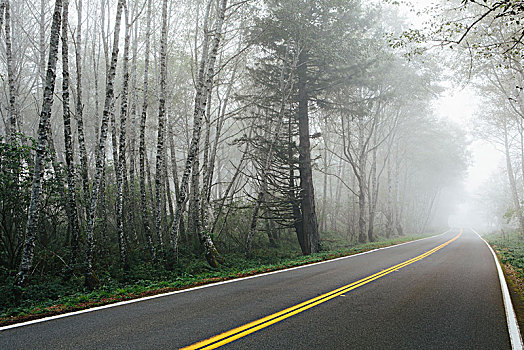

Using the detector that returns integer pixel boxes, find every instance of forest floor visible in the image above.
[0,233,433,327]
[485,231,524,332]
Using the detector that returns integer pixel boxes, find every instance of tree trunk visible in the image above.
[320,125,328,233]
[139,0,155,259]
[75,0,89,202]
[39,0,45,87]
[367,133,378,242]
[116,5,131,267]
[84,0,124,289]
[504,122,524,235]
[385,154,393,238]
[357,171,367,243]
[60,0,81,266]
[289,115,306,254]
[394,141,404,236]
[17,0,62,286]
[200,92,213,242]
[265,213,277,248]
[188,142,202,248]
[128,10,139,243]
[186,0,213,250]
[168,119,181,202]
[297,49,319,254]
[517,117,524,185]
[5,0,18,140]
[170,0,227,269]
[196,0,228,266]
[154,0,168,252]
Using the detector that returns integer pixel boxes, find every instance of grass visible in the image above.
[484,231,524,330]
[0,233,432,327]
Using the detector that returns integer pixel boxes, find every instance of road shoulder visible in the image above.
[474,229,523,350]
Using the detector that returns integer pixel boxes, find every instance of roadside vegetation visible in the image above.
[0,233,432,327]
[485,231,524,329]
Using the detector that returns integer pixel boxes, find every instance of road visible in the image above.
[0,229,514,349]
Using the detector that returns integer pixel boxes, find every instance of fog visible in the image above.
[401,0,515,233]
[0,0,521,285]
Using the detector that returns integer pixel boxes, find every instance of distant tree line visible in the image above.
[430,0,524,232]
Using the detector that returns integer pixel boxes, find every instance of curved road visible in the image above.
[0,229,514,349]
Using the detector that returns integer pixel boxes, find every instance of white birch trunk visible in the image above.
[84,0,124,288]
[154,0,168,250]
[17,0,62,286]
[60,0,81,265]
[5,0,18,140]
[116,5,131,267]
[74,0,90,205]
[170,0,213,249]
[171,0,228,268]
[139,0,155,259]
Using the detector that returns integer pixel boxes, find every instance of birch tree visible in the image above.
[154,0,168,251]
[5,0,17,140]
[60,0,81,265]
[171,0,227,267]
[16,0,62,286]
[74,0,90,203]
[116,3,132,267]
[139,0,155,259]
[85,0,124,288]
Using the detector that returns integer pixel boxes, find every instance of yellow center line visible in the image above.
[181,230,462,350]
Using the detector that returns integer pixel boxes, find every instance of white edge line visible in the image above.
[0,229,451,331]
[471,228,523,350]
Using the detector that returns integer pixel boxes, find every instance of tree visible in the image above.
[74,0,90,211]
[60,0,81,266]
[85,0,125,289]
[5,0,17,140]
[139,0,155,259]
[170,0,227,267]
[437,0,524,59]
[154,0,169,252]
[17,0,63,286]
[247,0,372,252]
[115,3,132,267]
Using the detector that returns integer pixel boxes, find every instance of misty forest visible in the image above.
[0,0,523,324]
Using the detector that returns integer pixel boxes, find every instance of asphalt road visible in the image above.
[0,229,512,349]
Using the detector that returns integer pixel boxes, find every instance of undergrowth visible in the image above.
[485,231,524,295]
[0,234,429,326]
[484,230,524,330]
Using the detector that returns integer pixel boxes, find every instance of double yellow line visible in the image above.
[182,231,462,350]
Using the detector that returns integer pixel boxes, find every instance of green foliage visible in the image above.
[0,134,70,280]
[0,233,429,322]
[0,135,35,272]
[487,231,524,272]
